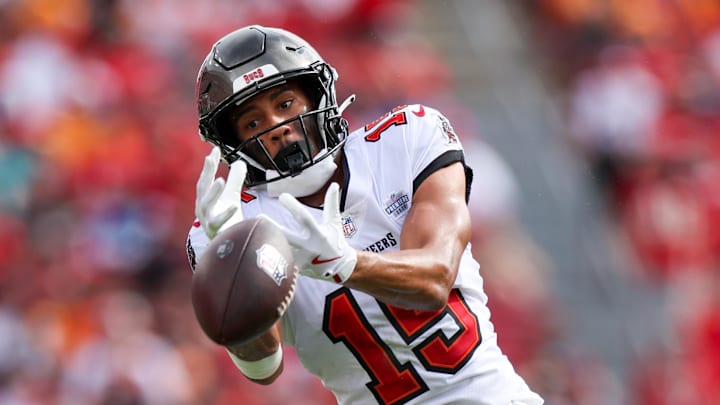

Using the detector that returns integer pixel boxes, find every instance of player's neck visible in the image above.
[297,152,345,208]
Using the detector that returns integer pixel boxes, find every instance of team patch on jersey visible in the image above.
[341,215,357,238]
[438,115,459,145]
[384,191,410,218]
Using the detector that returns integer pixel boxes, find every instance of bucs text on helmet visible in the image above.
[196,25,351,187]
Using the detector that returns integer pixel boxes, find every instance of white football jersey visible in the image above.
[187,105,543,405]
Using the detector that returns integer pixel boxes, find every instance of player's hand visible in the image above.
[195,147,247,240]
[278,183,357,284]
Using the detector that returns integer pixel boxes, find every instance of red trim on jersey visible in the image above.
[364,111,408,142]
[364,105,408,131]
[241,190,256,203]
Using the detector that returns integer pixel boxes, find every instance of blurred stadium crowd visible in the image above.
[0,0,718,404]
[524,1,720,403]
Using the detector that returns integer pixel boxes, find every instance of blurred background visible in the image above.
[1,0,720,404]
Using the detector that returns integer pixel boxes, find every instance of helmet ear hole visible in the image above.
[324,117,348,147]
[215,110,241,150]
[295,77,323,110]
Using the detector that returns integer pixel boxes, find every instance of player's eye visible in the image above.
[279,99,293,110]
[245,119,259,130]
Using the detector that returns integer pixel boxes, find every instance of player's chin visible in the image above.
[246,362,284,385]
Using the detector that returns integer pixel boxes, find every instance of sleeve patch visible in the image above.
[437,115,459,145]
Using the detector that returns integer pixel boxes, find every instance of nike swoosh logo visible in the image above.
[412,105,425,117]
[311,255,342,265]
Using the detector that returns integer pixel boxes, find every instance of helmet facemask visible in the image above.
[226,99,334,180]
[196,26,353,192]
[221,68,347,188]
[201,69,348,187]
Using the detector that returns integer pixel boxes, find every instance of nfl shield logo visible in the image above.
[255,244,288,286]
[341,216,357,238]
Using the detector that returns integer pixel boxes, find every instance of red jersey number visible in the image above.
[323,288,481,405]
[364,110,408,142]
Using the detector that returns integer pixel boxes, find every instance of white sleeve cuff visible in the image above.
[225,346,283,380]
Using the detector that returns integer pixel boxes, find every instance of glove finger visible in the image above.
[219,159,247,204]
[226,160,247,191]
[254,214,305,246]
[209,205,238,232]
[196,147,221,198]
[298,267,323,280]
[322,183,341,225]
[255,214,285,231]
[278,224,308,247]
[197,177,225,220]
[278,193,322,235]
[201,224,217,240]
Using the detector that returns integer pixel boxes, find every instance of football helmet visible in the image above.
[196,25,353,189]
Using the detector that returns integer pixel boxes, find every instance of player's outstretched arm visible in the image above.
[224,322,284,385]
[345,161,471,311]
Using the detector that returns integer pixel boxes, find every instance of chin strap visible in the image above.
[265,149,337,198]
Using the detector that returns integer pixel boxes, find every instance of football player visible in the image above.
[188,25,543,405]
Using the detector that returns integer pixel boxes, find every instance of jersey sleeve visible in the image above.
[186,222,210,272]
[403,105,469,197]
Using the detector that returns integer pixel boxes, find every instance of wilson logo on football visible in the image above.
[215,240,234,259]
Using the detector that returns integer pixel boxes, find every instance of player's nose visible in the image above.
[268,119,302,147]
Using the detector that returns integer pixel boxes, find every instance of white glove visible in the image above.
[278,183,357,284]
[195,147,247,240]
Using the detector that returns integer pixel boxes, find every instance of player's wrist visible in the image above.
[332,247,357,284]
[225,345,283,380]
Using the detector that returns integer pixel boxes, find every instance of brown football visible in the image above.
[191,216,298,345]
